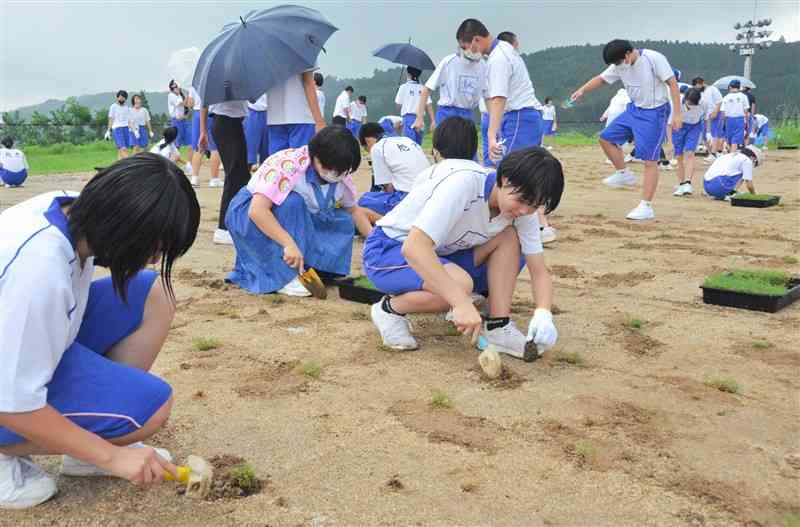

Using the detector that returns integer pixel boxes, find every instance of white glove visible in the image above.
[183,161,193,175]
[527,308,558,354]
[705,132,712,142]
[104,130,111,141]
[131,128,140,139]
[149,131,154,138]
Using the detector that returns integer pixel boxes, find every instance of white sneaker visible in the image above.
[61,443,173,477]
[0,455,57,509]
[603,169,636,188]
[704,154,717,164]
[213,228,234,245]
[190,176,199,187]
[276,277,311,297]
[623,153,634,163]
[546,146,553,151]
[208,178,224,188]
[540,226,557,244]
[485,320,537,362]
[626,201,655,220]
[371,300,418,350]
[672,182,693,196]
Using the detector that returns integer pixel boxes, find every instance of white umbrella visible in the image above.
[712,75,756,90]
[167,47,201,88]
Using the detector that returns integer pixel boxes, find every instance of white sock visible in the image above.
[641,200,652,207]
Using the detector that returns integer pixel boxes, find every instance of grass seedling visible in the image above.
[751,340,772,350]
[703,269,792,296]
[731,193,778,201]
[301,361,322,379]
[270,295,285,305]
[574,439,597,463]
[351,309,369,321]
[353,276,379,290]
[230,464,259,492]
[704,377,741,394]
[430,390,453,409]
[783,256,799,265]
[192,337,220,351]
[552,351,586,367]
[627,318,644,330]
[444,324,461,337]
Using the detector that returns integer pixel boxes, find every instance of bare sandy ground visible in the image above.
[1,146,798,527]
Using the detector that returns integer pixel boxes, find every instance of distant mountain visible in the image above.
[10,39,798,126]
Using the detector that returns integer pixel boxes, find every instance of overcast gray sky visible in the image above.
[1,0,797,111]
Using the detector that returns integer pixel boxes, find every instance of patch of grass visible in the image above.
[301,361,322,379]
[430,390,453,409]
[732,193,778,201]
[353,276,378,290]
[751,340,772,349]
[783,256,799,265]
[26,141,118,175]
[270,295,285,305]
[704,376,741,394]
[574,439,598,463]
[551,131,598,146]
[703,269,792,296]
[192,337,220,351]
[552,351,586,367]
[444,324,461,337]
[627,318,645,330]
[770,119,800,148]
[229,464,259,492]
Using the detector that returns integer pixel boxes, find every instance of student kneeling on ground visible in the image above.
[226,126,373,297]
[356,122,431,228]
[363,117,564,361]
[703,145,763,200]
[0,154,200,509]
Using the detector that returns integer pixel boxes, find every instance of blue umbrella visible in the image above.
[373,42,436,71]
[193,5,337,106]
[712,75,756,90]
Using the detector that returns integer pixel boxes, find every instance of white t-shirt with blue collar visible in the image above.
[486,40,542,112]
[0,191,94,413]
[425,53,487,110]
[600,49,675,109]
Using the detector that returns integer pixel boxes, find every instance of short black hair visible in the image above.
[309,125,361,174]
[314,73,324,87]
[358,122,385,147]
[407,66,421,80]
[159,126,178,148]
[433,116,478,160]
[496,147,564,214]
[497,31,517,45]
[456,18,489,43]
[602,39,633,65]
[116,90,128,99]
[741,146,760,165]
[684,88,702,106]
[1,137,14,149]
[691,76,704,85]
[68,153,200,302]
[544,97,552,104]
[344,86,354,92]
[358,95,367,103]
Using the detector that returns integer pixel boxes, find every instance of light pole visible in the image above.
[728,18,773,80]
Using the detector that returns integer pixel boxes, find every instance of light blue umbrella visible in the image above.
[713,75,756,90]
[193,5,337,106]
[373,42,436,71]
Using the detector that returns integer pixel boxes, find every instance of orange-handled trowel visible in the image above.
[298,267,327,299]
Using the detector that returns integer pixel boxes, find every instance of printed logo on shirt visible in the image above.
[457,75,480,96]
[446,230,489,251]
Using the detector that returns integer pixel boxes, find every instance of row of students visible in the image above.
[106,91,154,159]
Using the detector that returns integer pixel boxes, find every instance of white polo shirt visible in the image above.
[754,114,768,128]
[150,142,178,160]
[349,102,368,122]
[209,100,248,118]
[0,148,29,172]
[129,107,150,128]
[541,104,556,121]
[378,158,543,256]
[167,92,186,119]
[316,89,326,118]
[189,87,203,110]
[370,136,430,193]
[600,49,675,109]
[108,103,130,129]
[395,80,424,116]
[248,94,268,112]
[425,53,487,110]
[267,73,314,125]
[704,152,753,181]
[487,40,542,112]
[333,90,351,119]
[721,92,750,118]
[0,191,94,413]
[700,85,723,118]
[679,95,707,125]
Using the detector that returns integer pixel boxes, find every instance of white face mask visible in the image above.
[318,168,343,183]
[461,47,483,62]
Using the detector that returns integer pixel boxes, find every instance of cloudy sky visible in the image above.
[1,0,797,111]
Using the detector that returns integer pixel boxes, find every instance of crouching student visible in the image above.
[226,126,372,297]
[0,137,29,187]
[356,122,431,227]
[363,117,564,361]
[0,154,200,509]
[378,115,403,137]
[672,88,706,196]
[703,145,762,200]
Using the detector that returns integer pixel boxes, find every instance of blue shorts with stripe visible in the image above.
[600,102,670,162]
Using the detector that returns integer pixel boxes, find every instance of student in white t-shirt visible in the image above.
[187,86,223,188]
[105,91,132,159]
[347,96,368,138]
[363,117,563,361]
[128,94,153,154]
[395,67,427,145]
[245,94,269,170]
[149,126,189,167]
[0,156,200,509]
[571,39,681,221]
[314,73,326,122]
[266,69,326,155]
[412,52,486,133]
[671,88,707,197]
[332,86,353,126]
[720,79,750,152]
[167,80,191,151]
[355,122,431,227]
[703,146,762,200]
[0,137,29,187]
[751,114,770,147]
[540,98,557,147]
[691,77,723,161]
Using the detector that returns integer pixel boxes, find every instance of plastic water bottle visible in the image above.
[561,98,577,109]
[477,335,488,351]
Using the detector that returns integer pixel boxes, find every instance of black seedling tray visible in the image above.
[337,278,384,304]
[730,195,780,208]
[777,145,798,150]
[701,279,800,313]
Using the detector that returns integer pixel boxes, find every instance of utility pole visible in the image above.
[729,18,773,80]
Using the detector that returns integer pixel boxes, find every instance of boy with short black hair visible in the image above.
[720,80,750,152]
[570,39,681,220]
[691,77,724,162]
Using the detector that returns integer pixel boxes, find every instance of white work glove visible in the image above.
[527,308,558,354]
[131,128,140,139]
[705,132,712,142]
[104,129,111,141]
[149,130,154,138]
[183,162,193,175]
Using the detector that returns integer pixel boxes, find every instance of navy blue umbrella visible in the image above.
[373,42,436,71]
[193,5,337,106]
